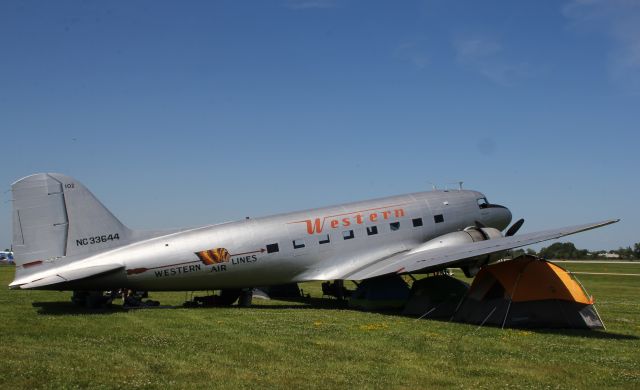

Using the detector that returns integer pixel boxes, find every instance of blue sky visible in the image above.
[1,0,638,251]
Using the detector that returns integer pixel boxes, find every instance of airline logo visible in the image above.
[288,204,409,235]
[195,247,265,271]
[195,248,230,265]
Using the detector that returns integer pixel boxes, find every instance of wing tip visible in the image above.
[596,219,620,228]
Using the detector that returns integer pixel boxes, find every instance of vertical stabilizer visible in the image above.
[11,173,132,280]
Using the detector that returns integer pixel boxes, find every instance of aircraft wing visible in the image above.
[342,219,619,280]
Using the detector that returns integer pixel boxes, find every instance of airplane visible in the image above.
[8,173,618,306]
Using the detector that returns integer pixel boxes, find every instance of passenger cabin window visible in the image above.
[342,230,355,240]
[477,198,489,209]
[266,243,279,253]
[319,234,330,244]
[434,214,444,223]
[293,239,305,249]
[390,222,400,231]
[412,218,423,227]
[367,226,378,236]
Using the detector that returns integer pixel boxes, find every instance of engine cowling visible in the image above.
[419,226,504,277]
[419,226,502,252]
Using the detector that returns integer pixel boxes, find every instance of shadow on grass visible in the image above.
[251,296,350,310]
[31,296,351,315]
[32,301,128,316]
[257,297,640,340]
[416,316,639,340]
[531,328,638,340]
[30,297,640,340]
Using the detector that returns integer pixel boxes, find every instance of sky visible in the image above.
[1,0,639,251]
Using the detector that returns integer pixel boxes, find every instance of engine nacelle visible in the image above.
[419,226,504,277]
[419,226,502,252]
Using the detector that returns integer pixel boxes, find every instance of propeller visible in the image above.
[473,220,490,240]
[505,218,525,237]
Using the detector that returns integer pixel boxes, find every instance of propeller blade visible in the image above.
[473,220,491,240]
[505,218,525,237]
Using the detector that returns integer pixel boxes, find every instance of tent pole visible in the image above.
[416,295,460,322]
[450,293,466,322]
[570,271,607,330]
[591,304,607,330]
[415,307,437,321]
[571,272,593,302]
[502,273,522,329]
[501,300,512,329]
[476,306,497,331]
[502,262,528,329]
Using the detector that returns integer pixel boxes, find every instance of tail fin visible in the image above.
[12,173,132,279]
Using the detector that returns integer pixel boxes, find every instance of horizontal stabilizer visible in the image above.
[19,275,67,289]
[10,263,124,289]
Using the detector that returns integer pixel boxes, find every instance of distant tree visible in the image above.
[616,246,634,260]
[634,243,640,260]
[538,242,584,259]
[538,246,549,259]
[526,248,537,256]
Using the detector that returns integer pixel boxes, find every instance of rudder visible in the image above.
[12,173,132,278]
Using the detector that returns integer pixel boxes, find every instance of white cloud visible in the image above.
[453,36,533,86]
[563,0,640,93]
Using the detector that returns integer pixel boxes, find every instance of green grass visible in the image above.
[551,260,640,274]
[0,263,638,389]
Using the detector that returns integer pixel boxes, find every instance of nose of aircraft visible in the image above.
[489,204,512,231]
[497,205,512,231]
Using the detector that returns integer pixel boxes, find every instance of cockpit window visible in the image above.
[477,198,489,209]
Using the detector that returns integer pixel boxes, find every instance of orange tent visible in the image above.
[453,255,604,329]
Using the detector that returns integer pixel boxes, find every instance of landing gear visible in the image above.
[71,291,114,308]
[238,288,253,307]
[321,280,351,300]
[218,289,242,306]
[183,288,253,307]
[122,289,159,308]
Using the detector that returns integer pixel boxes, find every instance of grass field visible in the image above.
[0,262,638,389]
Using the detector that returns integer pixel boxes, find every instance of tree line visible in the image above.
[510,242,640,260]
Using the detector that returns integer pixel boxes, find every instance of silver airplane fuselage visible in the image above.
[71,189,511,291]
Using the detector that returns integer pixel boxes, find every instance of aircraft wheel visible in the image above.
[238,289,253,307]
[217,289,242,306]
[85,291,109,308]
[71,291,89,307]
[72,291,109,308]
